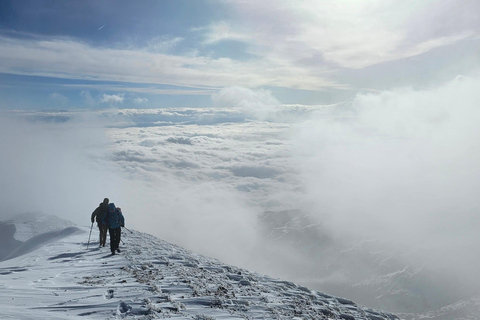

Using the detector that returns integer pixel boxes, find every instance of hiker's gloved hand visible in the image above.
[91,218,94,223]
[121,224,125,227]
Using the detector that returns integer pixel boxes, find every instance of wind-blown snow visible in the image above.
[0,218,399,320]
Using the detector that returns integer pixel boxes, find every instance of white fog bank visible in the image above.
[295,76,480,283]
[1,77,480,316]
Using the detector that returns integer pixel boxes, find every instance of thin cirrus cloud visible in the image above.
[197,21,252,45]
[49,92,69,105]
[0,34,339,93]
[133,97,149,104]
[145,36,185,53]
[70,84,217,97]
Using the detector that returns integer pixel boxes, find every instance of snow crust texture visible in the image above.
[0,225,400,320]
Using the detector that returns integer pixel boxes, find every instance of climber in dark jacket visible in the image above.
[91,198,109,247]
[103,203,125,255]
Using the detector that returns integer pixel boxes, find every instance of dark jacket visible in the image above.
[91,202,108,224]
[103,203,125,229]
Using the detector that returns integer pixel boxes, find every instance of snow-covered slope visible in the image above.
[0,216,400,320]
[4,212,76,242]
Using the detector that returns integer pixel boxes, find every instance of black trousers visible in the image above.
[109,227,121,253]
[98,223,108,247]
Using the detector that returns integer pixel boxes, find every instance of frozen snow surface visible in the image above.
[0,216,400,320]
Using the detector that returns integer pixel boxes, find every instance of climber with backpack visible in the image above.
[91,198,109,247]
[103,203,125,255]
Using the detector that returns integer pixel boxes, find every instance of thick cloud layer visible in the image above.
[101,111,299,266]
[295,76,480,283]
[0,112,119,223]
[2,78,480,314]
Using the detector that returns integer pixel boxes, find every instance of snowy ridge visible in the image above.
[6,212,76,242]
[0,223,400,320]
[3,227,82,261]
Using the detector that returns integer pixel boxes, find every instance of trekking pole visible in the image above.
[122,226,133,234]
[87,222,93,249]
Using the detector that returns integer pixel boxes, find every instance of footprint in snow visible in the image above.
[104,289,114,299]
[117,301,132,314]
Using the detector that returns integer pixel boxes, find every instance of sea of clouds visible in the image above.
[1,76,480,314]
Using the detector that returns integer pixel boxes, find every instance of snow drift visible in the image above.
[2,226,81,261]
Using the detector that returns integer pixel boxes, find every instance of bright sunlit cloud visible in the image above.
[221,0,480,68]
[100,94,124,105]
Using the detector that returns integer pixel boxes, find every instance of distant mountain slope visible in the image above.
[4,212,76,241]
[397,295,480,320]
[0,214,400,320]
[0,222,22,260]
[2,226,81,261]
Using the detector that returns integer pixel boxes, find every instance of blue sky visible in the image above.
[1,0,480,109]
